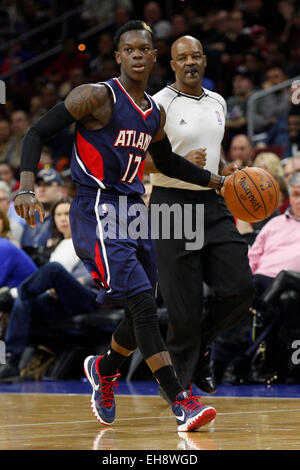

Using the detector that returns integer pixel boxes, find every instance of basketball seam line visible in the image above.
[232,171,263,221]
[240,168,267,217]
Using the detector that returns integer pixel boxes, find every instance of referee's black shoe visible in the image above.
[193,349,217,394]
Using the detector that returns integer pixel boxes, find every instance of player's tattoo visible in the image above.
[65,84,108,120]
[19,171,35,191]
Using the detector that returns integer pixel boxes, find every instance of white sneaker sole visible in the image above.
[177,406,216,432]
[83,356,111,426]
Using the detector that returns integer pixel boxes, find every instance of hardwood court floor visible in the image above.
[1,393,300,450]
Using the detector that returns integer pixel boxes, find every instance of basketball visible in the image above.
[224,167,280,222]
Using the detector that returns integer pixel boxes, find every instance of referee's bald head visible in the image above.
[171,36,203,60]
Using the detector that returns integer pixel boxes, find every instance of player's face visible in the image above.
[171,40,206,90]
[115,30,157,81]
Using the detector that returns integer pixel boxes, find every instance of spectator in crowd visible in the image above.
[226,67,274,140]
[105,5,132,38]
[284,107,300,157]
[0,162,19,192]
[283,153,300,186]
[263,65,289,90]
[29,96,43,123]
[88,33,115,78]
[0,43,34,83]
[4,110,30,171]
[31,83,60,125]
[245,171,300,382]
[203,10,229,52]
[253,152,284,177]
[243,49,265,87]
[60,169,77,199]
[275,174,290,214]
[260,65,290,128]
[0,181,24,244]
[31,83,74,163]
[143,1,171,40]
[58,67,87,100]
[0,206,36,289]
[169,14,189,42]
[0,198,98,382]
[224,10,253,58]
[226,70,253,136]
[81,0,132,27]
[260,76,300,148]
[226,69,270,138]
[43,37,88,85]
[114,4,131,28]
[0,119,13,163]
[236,152,284,235]
[39,146,55,170]
[227,134,254,168]
[248,171,300,294]
[280,6,300,65]
[21,168,63,249]
[212,170,300,385]
[250,25,269,59]
[242,0,268,28]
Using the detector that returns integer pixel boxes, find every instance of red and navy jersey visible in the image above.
[71,77,161,195]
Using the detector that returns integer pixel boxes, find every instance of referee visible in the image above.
[146,36,254,393]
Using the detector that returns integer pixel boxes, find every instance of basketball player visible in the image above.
[14,22,227,431]
[147,35,254,395]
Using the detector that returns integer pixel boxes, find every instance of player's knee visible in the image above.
[47,261,64,274]
[126,290,159,330]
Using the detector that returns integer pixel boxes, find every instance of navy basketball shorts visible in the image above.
[69,186,157,302]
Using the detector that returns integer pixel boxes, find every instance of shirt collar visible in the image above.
[285,207,300,222]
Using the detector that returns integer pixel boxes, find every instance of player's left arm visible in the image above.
[148,105,228,194]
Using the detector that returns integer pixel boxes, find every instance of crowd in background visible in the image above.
[0,0,300,384]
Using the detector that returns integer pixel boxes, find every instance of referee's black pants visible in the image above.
[149,186,254,388]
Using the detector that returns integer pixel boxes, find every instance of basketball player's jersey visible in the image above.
[151,85,227,191]
[71,77,161,195]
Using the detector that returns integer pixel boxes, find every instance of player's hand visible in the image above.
[14,193,45,228]
[48,288,57,299]
[219,175,231,198]
[222,162,239,176]
[185,148,207,167]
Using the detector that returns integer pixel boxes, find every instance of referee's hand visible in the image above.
[185,148,207,167]
[222,162,239,176]
[14,193,45,228]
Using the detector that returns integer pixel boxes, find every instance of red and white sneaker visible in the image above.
[171,388,216,431]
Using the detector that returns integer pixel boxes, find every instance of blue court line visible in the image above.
[0,379,299,398]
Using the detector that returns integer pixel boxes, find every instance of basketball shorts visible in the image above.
[69,186,157,302]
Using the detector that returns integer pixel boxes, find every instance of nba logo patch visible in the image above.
[101,203,109,215]
[215,110,222,125]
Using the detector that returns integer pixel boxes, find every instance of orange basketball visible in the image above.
[224,167,279,222]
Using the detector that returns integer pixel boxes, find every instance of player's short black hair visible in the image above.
[113,20,154,49]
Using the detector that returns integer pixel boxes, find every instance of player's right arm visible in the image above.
[15,84,110,227]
